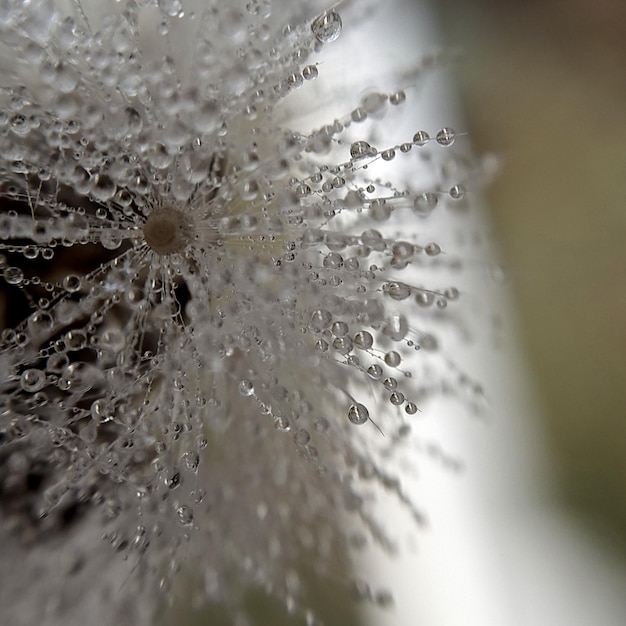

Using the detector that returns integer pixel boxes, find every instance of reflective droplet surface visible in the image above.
[311,10,342,43]
[348,403,369,425]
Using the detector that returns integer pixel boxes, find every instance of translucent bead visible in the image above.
[391,241,414,259]
[314,417,330,433]
[294,428,310,446]
[350,141,375,159]
[383,313,408,341]
[238,379,255,396]
[183,451,200,471]
[361,229,384,250]
[331,321,349,336]
[302,65,318,80]
[246,0,271,16]
[389,91,406,105]
[20,368,46,392]
[28,310,54,334]
[361,92,387,116]
[323,252,343,269]
[311,309,332,330]
[22,245,38,260]
[384,351,401,367]
[90,399,112,423]
[274,416,291,432]
[436,127,456,146]
[176,505,194,525]
[370,200,391,221]
[419,334,439,351]
[348,403,369,425]
[449,184,466,199]
[315,339,329,352]
[389,391,404,405]
[62,274,82,292]
[383,377,397,391]
[414,293,432,310]
[354,331,373,349]
[333,336,353,355]
[311,10,342,43]
[387,282,411,301]
[351,108,367,123]
[405,402,418,415]
[4,266,24,285]
[65,329,87,350]
[367,364,383,380]
[425,242,441,256]
[413,192,438,214]
[344,257,359,271]
[91,174,116,202]
[413,130,430,146]
[381,149,395,161]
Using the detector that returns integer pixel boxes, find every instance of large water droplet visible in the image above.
[311,10,342,43]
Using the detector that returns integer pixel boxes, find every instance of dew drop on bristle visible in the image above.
[311,10,343,43]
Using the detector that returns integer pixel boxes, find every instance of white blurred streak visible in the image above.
[306,1,626,625]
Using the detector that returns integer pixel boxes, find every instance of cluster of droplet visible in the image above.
[0,1,481,624]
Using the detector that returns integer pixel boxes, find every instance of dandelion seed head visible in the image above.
[0,0,484,623]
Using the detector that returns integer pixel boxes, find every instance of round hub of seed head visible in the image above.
[143,209,192,255]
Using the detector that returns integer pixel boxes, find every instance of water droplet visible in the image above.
[389,391,404,405]
[348,403,369,425]
[384,351,401,367]
[350,140,375,159]
[413,192,438,214]
[425,242,441,256]
[4,266,24,285]
[436,127,456,146]
[294,428,310,446]
[389,91,406,105]
[367,364,383,380]
[303,65,318,80]
[387,282,411,301]
[354,331,373,349]
[20,368,45,392]
[311,10,342,43]
[62,274,82,292]
[238,379,255,396]
[413,130,430,146]
[176,505,194,525]
[449,184,466,199]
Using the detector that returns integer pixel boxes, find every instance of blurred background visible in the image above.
[440,0,626,554]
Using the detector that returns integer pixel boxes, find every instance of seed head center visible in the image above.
[143,209,191,255]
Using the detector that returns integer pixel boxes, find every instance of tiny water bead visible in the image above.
[348,403,369,425]
[436,127,456,146]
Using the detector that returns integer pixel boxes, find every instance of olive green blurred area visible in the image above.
[440,0,626,541]
[160,565,362,626]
